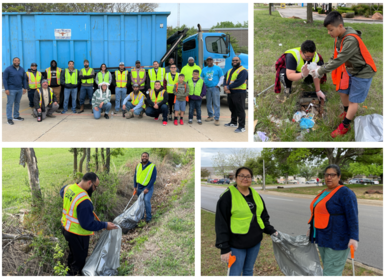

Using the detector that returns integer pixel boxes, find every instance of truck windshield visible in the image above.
[183,39,196,51]
[205,36,227,54]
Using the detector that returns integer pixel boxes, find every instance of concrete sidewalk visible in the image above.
[2,93,248,142]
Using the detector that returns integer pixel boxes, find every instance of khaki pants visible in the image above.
[51,86,61,104]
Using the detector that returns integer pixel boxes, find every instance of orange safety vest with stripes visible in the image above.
[26,71,42,89]
[331,34,377,91]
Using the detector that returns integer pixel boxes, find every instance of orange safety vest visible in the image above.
[331,34,377,91]
[308,185,344,229]
[174,83,189,103]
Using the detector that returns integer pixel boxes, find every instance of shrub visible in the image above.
[364,10,370,18]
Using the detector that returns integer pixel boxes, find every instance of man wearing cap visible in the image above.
[181,57,201,82]
[91,82,111,120]
[33,79,59,120]
[114,62,128,114]
[165,58,180,73]
[148,61,166,90]
[201,57,224,126]
[3,57,28,125]
[145,81,169,126]
[44,60,62,109]
[122,84,145,119]
[131,60,147,92]
[60,60,80,114]
[26,62,42,117]
[78,59,95,113]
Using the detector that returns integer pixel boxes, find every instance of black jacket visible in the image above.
[34,88,58,112]
[146,89,168,108]
[215,186,276,254]
[60,68,80,89]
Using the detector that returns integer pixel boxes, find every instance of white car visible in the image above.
[288,180,299,184]
[306,179,317,184]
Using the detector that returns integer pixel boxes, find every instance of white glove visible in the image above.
[301,64,310,78]
[348,239,358,251]
[316,90,326,101]
[310,66,321,79]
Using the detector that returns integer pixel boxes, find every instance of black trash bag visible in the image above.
[271,231,323,276]
[82,225,122,276]
[113,192,145,230]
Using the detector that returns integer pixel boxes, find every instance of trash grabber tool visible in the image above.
[350,245,355,276]
[123,188,137,212]
[227,254,236,276]
[93,212,101,221]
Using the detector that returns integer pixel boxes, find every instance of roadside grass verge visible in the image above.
[201,210,378,276]
[254,10,383,141]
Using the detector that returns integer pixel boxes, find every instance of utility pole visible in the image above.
[177,3,180,28]
[263,159,266,190]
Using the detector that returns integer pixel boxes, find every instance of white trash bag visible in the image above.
[354,114,383,142]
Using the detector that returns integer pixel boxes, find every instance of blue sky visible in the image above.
[201,148,263,167]
[156,3,248,28]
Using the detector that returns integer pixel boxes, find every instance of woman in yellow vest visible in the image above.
[215,167,277,276]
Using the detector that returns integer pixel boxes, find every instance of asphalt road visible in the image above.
[2,92,247,142]
[201,186,383,270]
[202,182,323,189]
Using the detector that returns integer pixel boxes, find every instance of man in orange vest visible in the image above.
[310,11,376,138]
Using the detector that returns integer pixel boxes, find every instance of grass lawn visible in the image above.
[254,10,383,142]
[201,210,378,276]
[2,148,148,209]
[269,184,383,200]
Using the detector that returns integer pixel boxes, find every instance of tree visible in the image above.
[86,148,91,173]
[212,152,230,178]
[79,148,86,173]
[264,149,299,184]
[201,168,210,178]
[73,148,78,176]
[269,3,273,15]
[299,164,317,181]
[19,148,43,205]
[106,148,111,174]
[307,3,313,23]
[212,21,248,28]
[101,148,106,171]
[95,148,99,172]
[227,149,260,170]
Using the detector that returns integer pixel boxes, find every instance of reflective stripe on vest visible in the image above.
[331,34,377,91]
[308,185,345,229]
[115,70,128,88]
[26,72,42,89]
[131,69,146,86]
[129,92,146,109]
[166,72,179,93]
[37,88,54,107]
[149,89,165,104]
[187,78,204,96]
[65,69,78,85]
[97,72,110,84]
[81,68,94,84]
[284,48,320,72]
[226,66,247,90]
[46,67,61,86]
[229,185,265,234]
[136,163,155,186]
[61,183,94,236]
[149,68,165,89]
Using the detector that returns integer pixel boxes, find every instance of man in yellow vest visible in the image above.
[26,62,42,116]
[44,60,62,112]
[79,59,95,113]
[60,60,80,114]
[131,60,147,92]
[134,153,157,223]
[145,81,169,125]
[122,84,145,119]
[33,79,59,120]
[223,56,248,133]
[148,61,165,90]
[114,62,128,114]
[60,172,118,275]
[181,57,201,81]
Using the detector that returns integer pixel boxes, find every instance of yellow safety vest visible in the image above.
[81,68,94,84]
[61,183,94,236]
[115,70,128,88]
[226,66,247,90]
[149,68,165,89]
[36,88,54,107]
[285,47,320,73]
[149,89,166,104]
[131,69,146,86]
[165,72,179,93]
[136,163,156,186]
[65,69,78,85]
[97,72,110,84]
[26,71,42,89]
[187,78,204,96]
[129,91,146,109]
[46,67,61,86]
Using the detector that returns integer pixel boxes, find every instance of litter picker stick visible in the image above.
[227,254,236,276]
[350,245,355,276]
[123,188,137,212]
[93,212,101,222]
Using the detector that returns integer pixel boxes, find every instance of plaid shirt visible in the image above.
[274,53,327,93]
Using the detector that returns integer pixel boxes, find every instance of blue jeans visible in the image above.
[189,99,202,120]
[229,243,261,276]
[7,89,23,120]
[93,102,111,119]
[63,88,78,113]
[126,102,143,115]
[28,89,37,108]
[206,86,220,120]
[145,104,168,121]
[79,86,94,105]
[115,87,127,111]
[136,185,154,221]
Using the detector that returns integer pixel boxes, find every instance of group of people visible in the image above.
[3,55,248,132]
[275,11,376,138]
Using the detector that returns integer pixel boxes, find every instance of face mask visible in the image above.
[188,62,194,66]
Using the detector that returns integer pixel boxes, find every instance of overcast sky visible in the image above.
[156,3,248,28]
[201,148,263,167]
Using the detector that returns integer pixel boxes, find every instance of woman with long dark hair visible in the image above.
[95,63,112,87]
[308,164,358,276]
[215,166,277,276]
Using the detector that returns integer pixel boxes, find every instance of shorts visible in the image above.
[338,71,373,103]
[174,100,186,111]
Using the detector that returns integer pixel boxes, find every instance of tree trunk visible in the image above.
[307,4,313,23]
[20,148,43,206]
[86,148,91,172]
[101,148,106,171]
[106,148,111,174]
[79,148,86,173]
[269,3,272,15]
[95,148,99,172]
[73,148,78,175]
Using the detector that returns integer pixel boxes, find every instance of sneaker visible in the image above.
[331,123,350,138]
[224,123,237,127]
[72,110,77,114]
[338,111,347,120]
[7,119,14,125]
[61,111,67,114]
[32,113,37,118]
[139,111,144,118]
[125,111,134,119]
[180,119,184,125]
[13,117,24,121]
[46,114,56,118]
[205,117,214,122]
[188,119,193,124]
[163,121,167,126]
[214,120,220,126]
[114,110,121,114]
[234,128,246,133]
[104,113,109,119]
[284,88,292,95]
[154,117,159,121]
[174,119,178,126]
[198,120,202,125]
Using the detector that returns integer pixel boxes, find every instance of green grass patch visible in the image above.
[254,10,383,141]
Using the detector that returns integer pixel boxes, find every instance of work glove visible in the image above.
[310,66,322,79]
[316,90,326,101]
[348,239,358,251]
[301,64,310,78]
